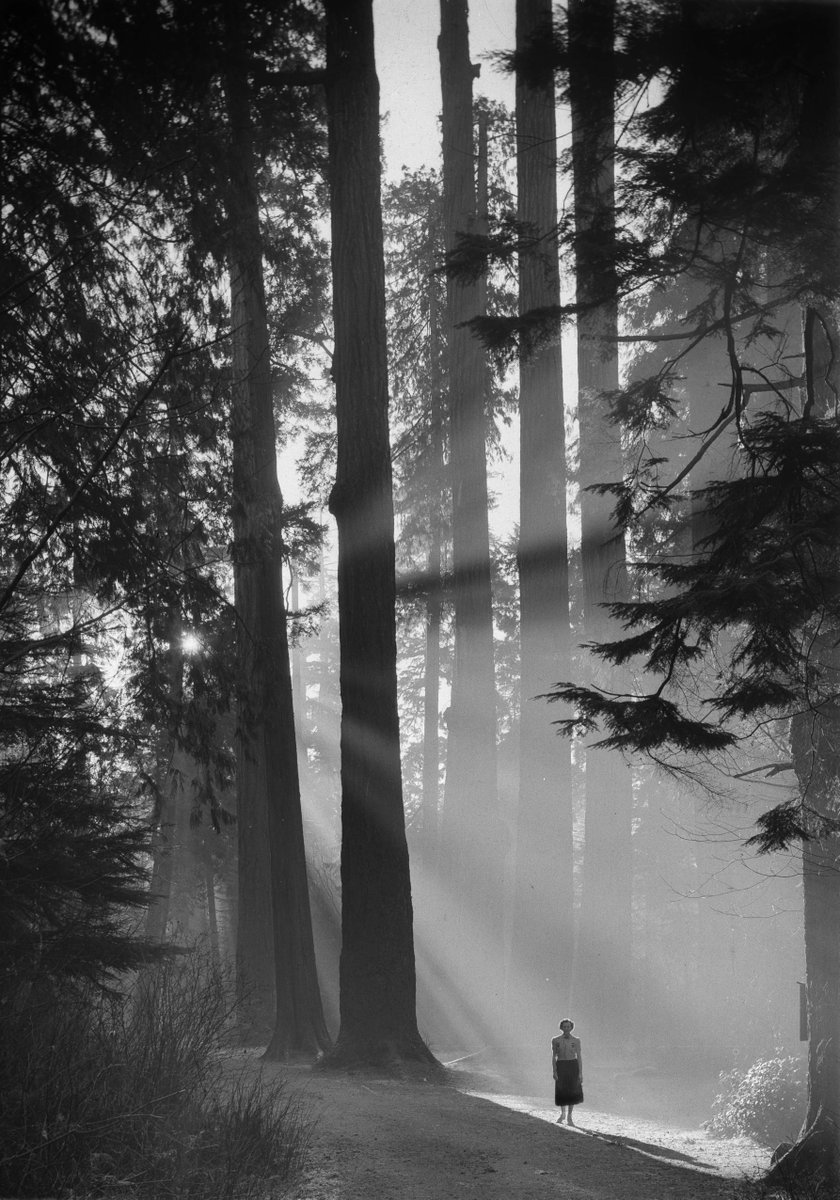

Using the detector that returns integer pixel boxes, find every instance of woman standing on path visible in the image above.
[552,1018,583,1125]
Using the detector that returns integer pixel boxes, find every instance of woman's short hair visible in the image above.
[558,1018,575,1030]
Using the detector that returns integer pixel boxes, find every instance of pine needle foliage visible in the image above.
[532,1,840,869]
[546,411,839,756]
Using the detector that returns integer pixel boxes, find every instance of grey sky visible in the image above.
[374,0,516,179]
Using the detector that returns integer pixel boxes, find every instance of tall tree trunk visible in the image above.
[145,407,192,945]
[568,0,633,1045]
[790,696,840,1189]
[223,3,329,1056]
[510,0,573,1035]
[438,0,505,992]
[777,302,840,1191]
[323,0,435,1068]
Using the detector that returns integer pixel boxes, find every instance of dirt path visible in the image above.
[237,1055,768,1200]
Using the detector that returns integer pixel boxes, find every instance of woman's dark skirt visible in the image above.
[554,1060,583,1106]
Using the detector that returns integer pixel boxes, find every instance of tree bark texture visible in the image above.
[510,0,574,1031]
[224,7,329,1055]
[779,301,840,1191]
[791,701,840,1190]
[324,0,434,1067]
[568,0,634,1042]
[438,0,505,965]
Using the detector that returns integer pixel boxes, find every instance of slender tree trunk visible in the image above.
[510,0,573,1033]
[204,829,220,971]
[421,279,444,853]
[438,0,505,983]
[223,4,329,1056]
[145,741,178,943]
[290,571,306,744]
[568,0,633,1045]
[323,0,435,1068]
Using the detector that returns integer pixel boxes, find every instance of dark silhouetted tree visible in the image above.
[222,0,329,1056]
[323,0,435,1068]
[567,0,634,1040]
[509,0,574,1032]
[438,0,506,1015]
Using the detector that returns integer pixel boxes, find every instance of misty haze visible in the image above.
[2,1,837,1198]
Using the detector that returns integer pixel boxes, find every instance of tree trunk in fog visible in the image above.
[145,640,185,944]
[290,571,306,746]
[510,0,574,1031]
[324,0,434,1068]
[438,0,505,968]
[146,729,193,943]
[145,411,194,945]
[223,9,329,1056]
[568,0,633,1042]
[421,282,445,852]
[145,758,176,943]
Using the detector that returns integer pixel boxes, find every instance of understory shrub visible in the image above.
[707,1054,807,1148]
[0,954,310,1198]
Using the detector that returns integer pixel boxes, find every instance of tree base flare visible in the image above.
[767,1120,839,1198]
[319,1032,442,1078]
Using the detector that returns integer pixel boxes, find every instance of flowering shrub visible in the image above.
[707,1055,806,1147]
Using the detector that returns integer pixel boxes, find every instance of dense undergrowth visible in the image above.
[0,955,310,1199]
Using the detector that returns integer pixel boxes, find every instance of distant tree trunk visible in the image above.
[438,0,505,969]
[568,0,633,1043]
[510,0,573,1032]
[145,407,193,945]
[421,281,445,853]
[323,0,435,1068]
[223,4,329,1056]
[204,815,221,971]
[290,570,306,745]
[145,627,185,946]
[145,731,184,943]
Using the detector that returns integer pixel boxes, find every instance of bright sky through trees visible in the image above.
[374,0,515,180]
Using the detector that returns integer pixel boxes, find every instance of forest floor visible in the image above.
[227,1049,774,1200]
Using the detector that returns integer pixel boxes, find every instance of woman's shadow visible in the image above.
[564,1126,709,1170]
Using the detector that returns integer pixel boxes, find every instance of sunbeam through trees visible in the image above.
[2,1,837,1196]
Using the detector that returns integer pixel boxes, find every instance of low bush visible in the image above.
[707,1054,806,1148]
[0,954,310,1198]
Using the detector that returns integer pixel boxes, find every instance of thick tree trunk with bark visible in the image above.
[323,0,435,1069]
[789,701,840,1190]
[568,0,633,1043]
[510,0,574,1030]
[775,302,840,1192]
[438,0,505,979]
[224,10,329,1056]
